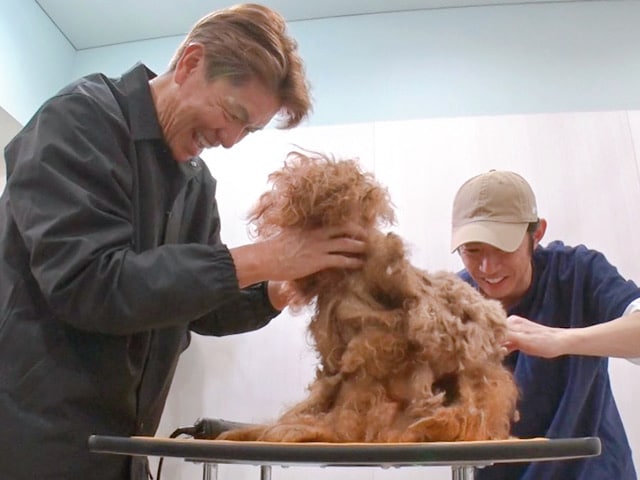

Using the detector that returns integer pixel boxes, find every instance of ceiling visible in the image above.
[36,0,579,51]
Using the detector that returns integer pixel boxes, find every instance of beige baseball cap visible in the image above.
[451,170,538,253]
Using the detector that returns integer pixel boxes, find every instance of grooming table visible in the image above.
[88,434,601,480]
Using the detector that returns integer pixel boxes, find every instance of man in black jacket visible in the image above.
[0,4,366,479]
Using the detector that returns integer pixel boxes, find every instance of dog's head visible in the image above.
[248,151,396,305]
[249,150,395,236]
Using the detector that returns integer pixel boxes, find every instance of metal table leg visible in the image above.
[202,463,268,480]
[451,465,475,480]
[202,463,218,480]
[260,465,271,480]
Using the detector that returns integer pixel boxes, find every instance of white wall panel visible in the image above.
[628,111,640,176]
[0,106,22,193]
[156,111,640,479]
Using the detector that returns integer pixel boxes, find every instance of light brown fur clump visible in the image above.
[219,151,519,443]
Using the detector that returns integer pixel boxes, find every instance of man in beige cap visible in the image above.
[451,170,640,480]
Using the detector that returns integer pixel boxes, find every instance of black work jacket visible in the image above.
[0,64,279,479]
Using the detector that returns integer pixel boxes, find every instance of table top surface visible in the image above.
[88,435,601,467]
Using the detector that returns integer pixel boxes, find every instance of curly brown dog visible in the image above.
[218,151,519,443]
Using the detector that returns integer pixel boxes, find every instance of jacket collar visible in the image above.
[119,63,203,178]
[120,63,163,141]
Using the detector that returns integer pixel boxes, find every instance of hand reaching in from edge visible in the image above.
[503,315,567,358]
[504,311,640,360]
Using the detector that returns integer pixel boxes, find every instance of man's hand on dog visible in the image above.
[230,222,368,290]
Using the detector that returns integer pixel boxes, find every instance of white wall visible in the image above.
[153,110,640,479]
[0,106,22,192]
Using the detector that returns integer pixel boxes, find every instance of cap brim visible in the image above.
[451,221,529,253]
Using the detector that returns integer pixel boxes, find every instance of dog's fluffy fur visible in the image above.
[219,152,519,443]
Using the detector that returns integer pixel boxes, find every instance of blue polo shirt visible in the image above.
[460,241,639,480]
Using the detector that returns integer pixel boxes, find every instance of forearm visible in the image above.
[189,282,280,335]
[562,311,640,359]
[229,242,273,288]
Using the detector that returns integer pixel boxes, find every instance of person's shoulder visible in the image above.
[60,71,111,92]
[38,69,138,134]
[6,73,134,167]
[50,64,150,116]
[29,73,115,122]
[537,240,612,271]
[48,71,116,105]
[544,240,604,256]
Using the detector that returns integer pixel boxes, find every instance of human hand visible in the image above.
[503,315,568,358]
[262,223,367,281]
[231,223,368,288]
